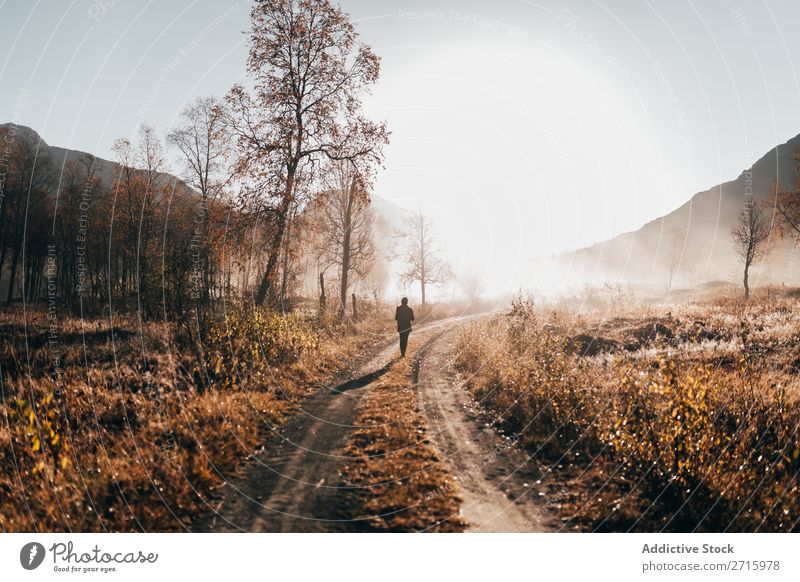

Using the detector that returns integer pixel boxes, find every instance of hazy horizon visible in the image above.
[3,0,800,296]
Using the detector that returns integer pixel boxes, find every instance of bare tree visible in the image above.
[732,202,772,300]
[224,0,388,306]
[168,96,230,305]
[315,163,375,317]
[660,229,684,292]
[460,271,484,304]
[168,97,228,202]
[135,125,167,315]
[399,211,452,306]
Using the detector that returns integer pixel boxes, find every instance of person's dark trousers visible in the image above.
[399,330,411,356]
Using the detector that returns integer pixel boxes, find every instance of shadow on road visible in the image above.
[332,359,396,393]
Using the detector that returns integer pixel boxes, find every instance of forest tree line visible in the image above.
[0,0,460,321]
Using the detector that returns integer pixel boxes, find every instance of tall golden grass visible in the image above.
[454,293,800,531]
[0,304,391,531]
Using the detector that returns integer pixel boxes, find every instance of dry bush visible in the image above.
[203,303,320,390]
[0,305,393,531]
[454,292,800,532]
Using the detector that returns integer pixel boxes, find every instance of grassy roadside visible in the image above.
[339,344,466,532]
[0,305,393,532]
[452,294,800,532]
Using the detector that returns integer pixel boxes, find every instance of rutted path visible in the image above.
[196,317,469,532]
[414,325,556,532]
[196,315,554,532]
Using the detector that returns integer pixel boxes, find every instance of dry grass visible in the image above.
[0,305,392,532]
[453,291,800,532]
[339,349,466,532]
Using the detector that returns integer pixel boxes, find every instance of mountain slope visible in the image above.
[0,123,186,192]
[563,133,800,286]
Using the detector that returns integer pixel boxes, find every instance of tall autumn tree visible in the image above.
[226,0,388,306]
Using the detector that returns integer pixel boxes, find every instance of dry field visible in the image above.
[0,303,393,532]
[453,289,800,532]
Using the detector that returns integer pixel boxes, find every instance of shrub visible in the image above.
[203,302,319,389]
[454,292,800,531]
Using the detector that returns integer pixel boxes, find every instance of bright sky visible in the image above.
[2,0,800,296]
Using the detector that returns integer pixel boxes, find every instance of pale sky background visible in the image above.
[2,0,800,296]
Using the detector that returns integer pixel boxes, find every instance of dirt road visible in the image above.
[414,326,555,532]
[196,315,553,532]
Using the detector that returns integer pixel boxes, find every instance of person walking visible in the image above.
[395,297,415,357]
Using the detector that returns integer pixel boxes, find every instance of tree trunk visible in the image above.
[338,189,353,318]
[339,239,351,318]
[255,168,295,306]
[318,272,326,316]
[201,194,212,308]
[351,292,357,319]
[279,216,292,310]
[743,264,750,300]
[5,247,20,306]
[420,247,426,306]
[420,255,426,306]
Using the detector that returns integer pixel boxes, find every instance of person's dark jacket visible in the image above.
[395,304,414,333]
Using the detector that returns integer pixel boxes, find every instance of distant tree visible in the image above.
[54,154,103,308]
[0,127,54,305]
[225,0,388,306]
[460,271,484,303]
[315,163,375,317]
[731,202,772,300]
[363,255,389,302]
[660,229,684,292]
[399,211,452,306]
[168,96,230,306]
[110,124,166,315]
